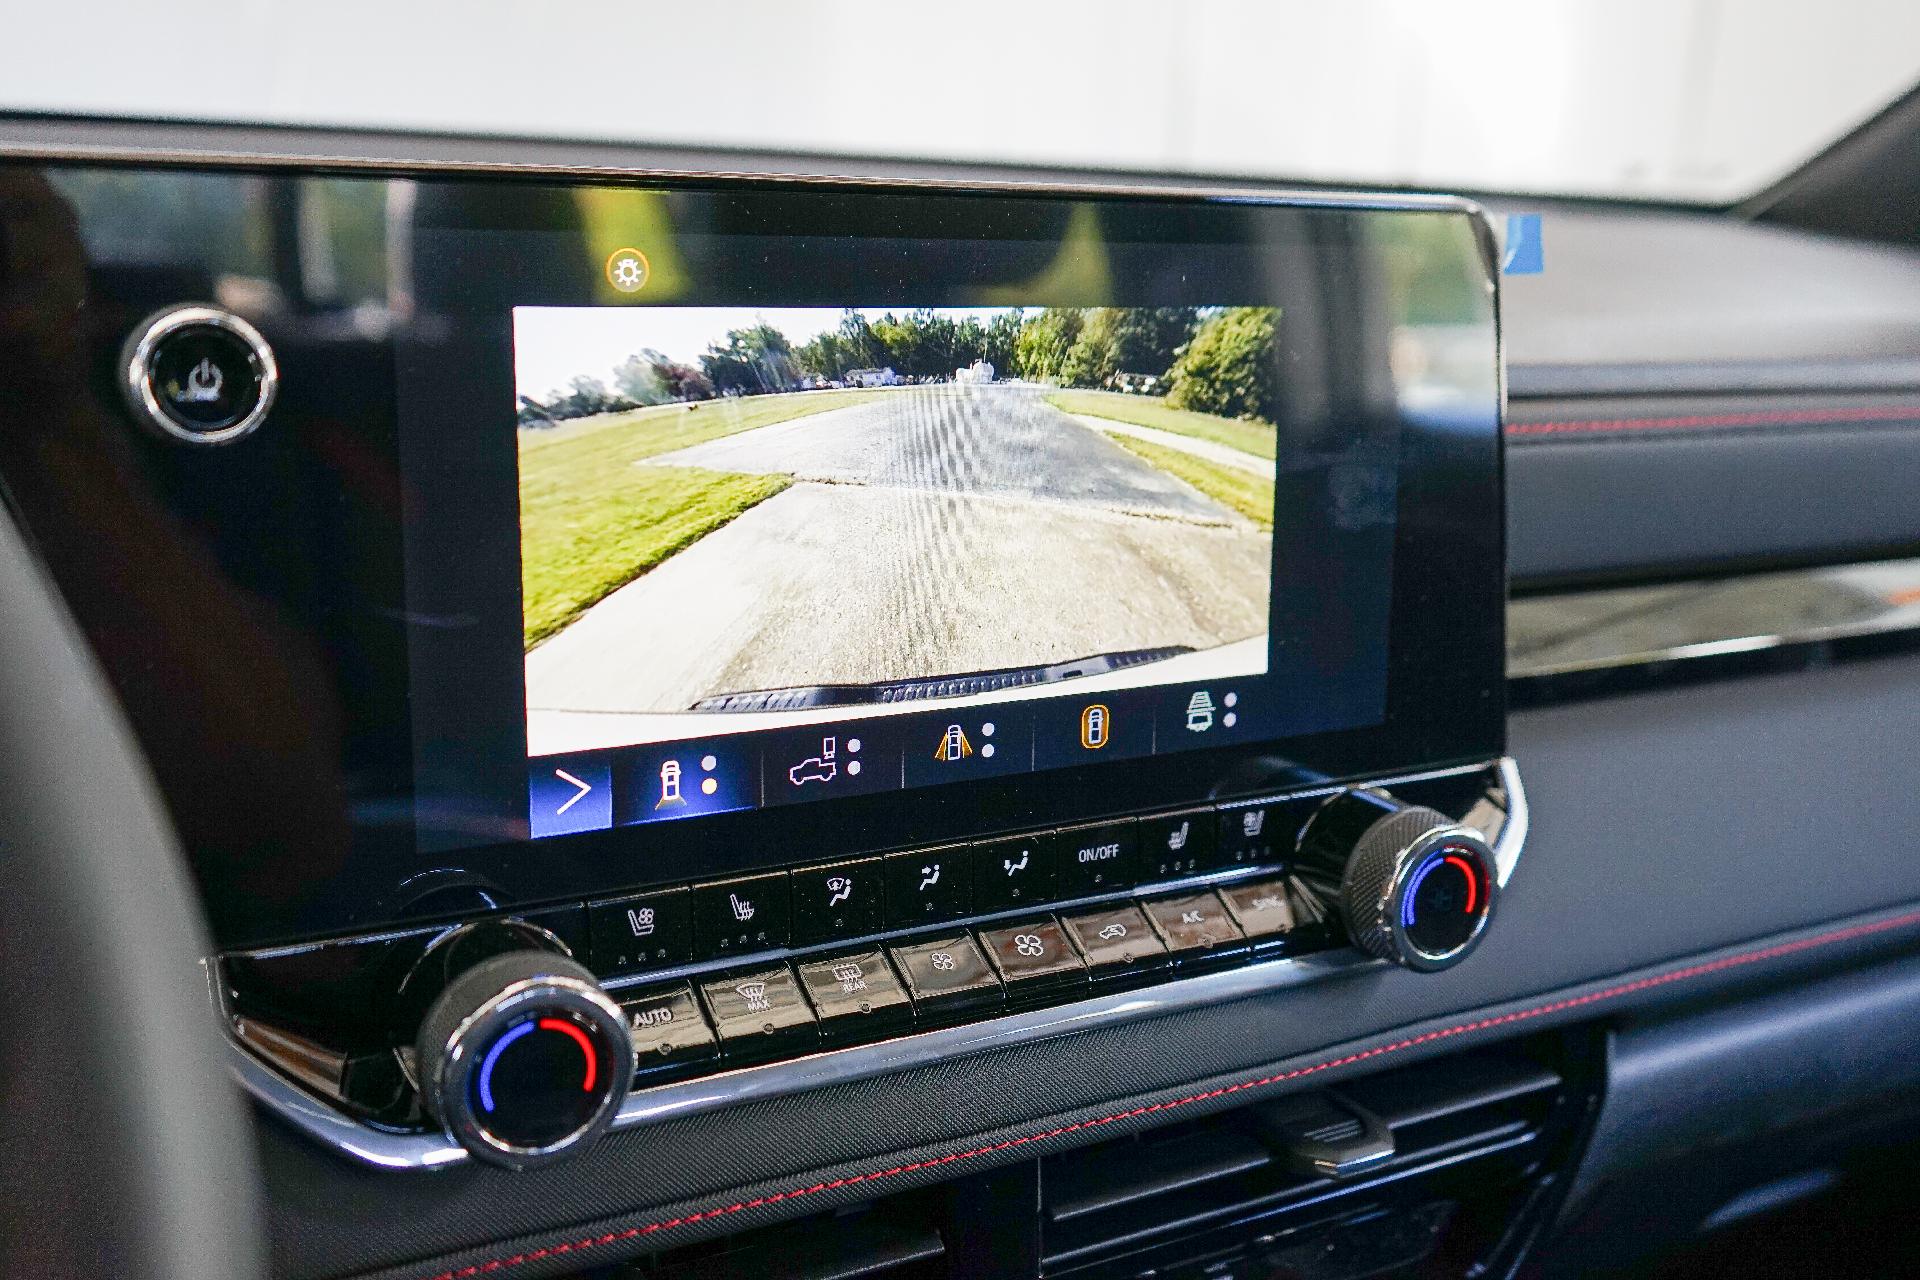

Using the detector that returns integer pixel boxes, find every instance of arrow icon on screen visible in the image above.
[553,768,592,816]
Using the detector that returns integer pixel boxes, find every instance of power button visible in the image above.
[121,306,278,445]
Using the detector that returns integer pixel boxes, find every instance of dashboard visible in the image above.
[3,120,1920,1280]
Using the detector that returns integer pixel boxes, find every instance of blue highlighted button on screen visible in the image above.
[528,756,613,838]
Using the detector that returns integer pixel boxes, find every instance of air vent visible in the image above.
[1041,1046,1573,1276]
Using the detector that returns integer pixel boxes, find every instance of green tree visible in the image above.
[701,323,797,394]
[1165,307,1283,422]
[1110,307,1198,377]
[1014,308,1084,382]
[612,349,673,406]
[982,310,1024,375]
[1060,308,1120,388]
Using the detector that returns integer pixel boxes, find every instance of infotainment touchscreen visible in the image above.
[13,164,1505,945]
[514,303,1303,832]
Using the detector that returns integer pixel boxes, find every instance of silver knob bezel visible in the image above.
[427,973,632,1170]
[120,305,280,445]
[1343,814,1497,973]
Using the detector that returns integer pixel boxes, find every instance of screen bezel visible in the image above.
[16,161,1505,949]
[381,174,1507,944]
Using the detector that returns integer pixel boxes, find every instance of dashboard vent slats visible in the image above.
[1040,1049,1566,1272]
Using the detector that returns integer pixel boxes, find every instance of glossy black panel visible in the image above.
[0,162,1502,946]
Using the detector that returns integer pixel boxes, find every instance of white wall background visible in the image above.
[6,0,1918,200]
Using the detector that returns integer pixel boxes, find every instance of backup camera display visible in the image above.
[516,305,1280,772]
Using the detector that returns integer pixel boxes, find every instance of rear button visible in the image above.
[795,951,913,1043]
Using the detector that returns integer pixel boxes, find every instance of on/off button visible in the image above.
[1051,819,1138,897]
[121,305,278,445]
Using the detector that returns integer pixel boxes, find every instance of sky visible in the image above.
[513,306,1023,401]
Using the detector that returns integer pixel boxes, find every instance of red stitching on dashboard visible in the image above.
[419,908,1920,1280]
[1507,404,1920,438]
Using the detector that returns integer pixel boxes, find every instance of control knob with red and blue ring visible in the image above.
[413,948,633,1168]
[1295,790,1496,972]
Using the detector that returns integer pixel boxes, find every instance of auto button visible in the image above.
[618,983,718,1084]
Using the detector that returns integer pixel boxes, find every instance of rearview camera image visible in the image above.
[516,306,1278,756]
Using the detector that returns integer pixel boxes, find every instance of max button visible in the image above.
[697,966,817,1065]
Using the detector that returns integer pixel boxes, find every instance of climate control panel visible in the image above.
[221,759,1524,1171]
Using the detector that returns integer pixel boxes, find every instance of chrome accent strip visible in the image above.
[225,756,1525,1169]
[1507,557,1920,679]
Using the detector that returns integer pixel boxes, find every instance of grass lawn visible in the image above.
[1044,389,1277,460]
[1105,434,1275,530]
[519,388,874,462]
[519,390,870,649]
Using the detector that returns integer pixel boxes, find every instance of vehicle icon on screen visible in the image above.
[788,736,840,786]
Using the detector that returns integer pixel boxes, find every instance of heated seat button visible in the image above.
[790,858,883,946]
[1060,903,1169,977]
[691,874,791,959]
[884,847,971,928]
[971,833,1055,912]
[698,966,817,1064]
[587,888,692,976]
[1214,798,1316,870]
[1140,810,1216,882]
[1142,891,1249,963]
[889,934,1002,1017]
[1218,878,1302,945]
[618,983,718,1084]
[978,918,1087,997]
[1053,820,1138,897]
[795,950,913,1042]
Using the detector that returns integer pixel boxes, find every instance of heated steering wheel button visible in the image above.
[697,966,817,1064]
[618,983,717,1084]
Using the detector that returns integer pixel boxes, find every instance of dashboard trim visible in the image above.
[225,758,1527,1171]
[394,896,1920,1280]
